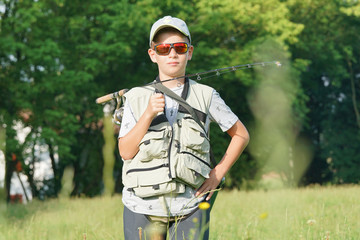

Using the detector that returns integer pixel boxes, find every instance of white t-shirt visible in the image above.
[119,85,238,216]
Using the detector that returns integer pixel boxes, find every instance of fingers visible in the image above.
[152,93,165,112]
[195,184,214,201]
[206,192,214,201]
[195,185,205,198]
[195,169,223,201]
[195,179,218,201]
[147,93,165,117]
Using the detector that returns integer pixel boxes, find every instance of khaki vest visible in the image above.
[122,78,214,198]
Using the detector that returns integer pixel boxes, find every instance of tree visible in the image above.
[0,0,160,199]
[186,0,309,188]
[4,0,358,198]
[287,0,360,184]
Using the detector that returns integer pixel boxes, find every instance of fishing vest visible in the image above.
[122,78,214,198]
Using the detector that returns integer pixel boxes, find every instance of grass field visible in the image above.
[0,185,359,240]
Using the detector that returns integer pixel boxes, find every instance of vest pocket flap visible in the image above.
[183,156,211,178]
[175,154,211,189]
[180,117,210,153]
[133,182,185,198]
[138,130,168,162]
[140,129,166,144]
[137,165,170,186]
[181,117,207,135]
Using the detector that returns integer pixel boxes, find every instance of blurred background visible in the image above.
[1,0,359,204]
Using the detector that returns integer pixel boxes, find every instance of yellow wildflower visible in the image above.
[198,202,210,210]
[259,212,268,219]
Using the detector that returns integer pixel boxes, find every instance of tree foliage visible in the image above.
[287,0,360,184]
[0,0,359,200]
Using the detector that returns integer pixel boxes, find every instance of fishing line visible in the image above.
[96,61,281,104]
[147,61,281,85]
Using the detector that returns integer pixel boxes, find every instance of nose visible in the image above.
[168,47,178,57]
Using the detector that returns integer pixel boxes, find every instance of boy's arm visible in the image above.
[118,93,165,160]
[195,120,250,201]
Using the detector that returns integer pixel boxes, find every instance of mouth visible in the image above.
[168,62,179,65]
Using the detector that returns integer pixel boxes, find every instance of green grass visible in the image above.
[210,185,360,239]
[0,185,359,240]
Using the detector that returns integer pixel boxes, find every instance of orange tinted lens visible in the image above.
[155,44,171,55]
[174,43,188,54]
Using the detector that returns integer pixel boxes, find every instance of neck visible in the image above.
[159,74,185,88]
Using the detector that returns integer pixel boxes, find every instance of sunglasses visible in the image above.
[153,42,189,55]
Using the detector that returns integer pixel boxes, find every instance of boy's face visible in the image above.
[148,31,193,81]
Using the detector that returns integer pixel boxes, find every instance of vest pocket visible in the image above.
[137,129,168,162]
[122,160,138,188]
[175,153,211,189]
[123,158,185,198]
[133,182,186,198]
[180,117,210,154]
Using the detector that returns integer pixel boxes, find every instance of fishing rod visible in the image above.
[95,61,281,104]
[96,60,281,125]
[158,60,281,84]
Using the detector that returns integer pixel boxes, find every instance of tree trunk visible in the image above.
[4,123,15,203]
[4,157,13,203]
[48,142,60,197]
[348,59,360,129]
[15,171,29,202]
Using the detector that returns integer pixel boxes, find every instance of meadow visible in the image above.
[0,185,359,240]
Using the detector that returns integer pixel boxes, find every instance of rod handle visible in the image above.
[95,89,127,104]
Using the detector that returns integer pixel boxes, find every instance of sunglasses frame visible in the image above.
[153,42,189,55]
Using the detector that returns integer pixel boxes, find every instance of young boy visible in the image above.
[118,16,249,240]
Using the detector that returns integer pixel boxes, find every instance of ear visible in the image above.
[148,48,157,63]
[187,45,194,61]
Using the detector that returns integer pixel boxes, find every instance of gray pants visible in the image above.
[123,206,210,240]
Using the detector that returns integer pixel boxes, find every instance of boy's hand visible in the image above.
[146,93,165,118]
[195,167,224,201]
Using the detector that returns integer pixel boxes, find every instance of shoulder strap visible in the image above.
[153,81,207,134]
[153,80,218,168]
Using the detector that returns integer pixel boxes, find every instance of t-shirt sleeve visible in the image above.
[209,90,239,132]
[118,100,137,138]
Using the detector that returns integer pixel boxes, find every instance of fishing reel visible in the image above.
[96,89,128,126]
[112,89,128,126]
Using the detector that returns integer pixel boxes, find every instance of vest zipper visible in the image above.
[180,151,211,168]
[126,163,169,174]
[167,126,174,178]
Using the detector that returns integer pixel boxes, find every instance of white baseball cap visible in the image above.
[149,16,191,47]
